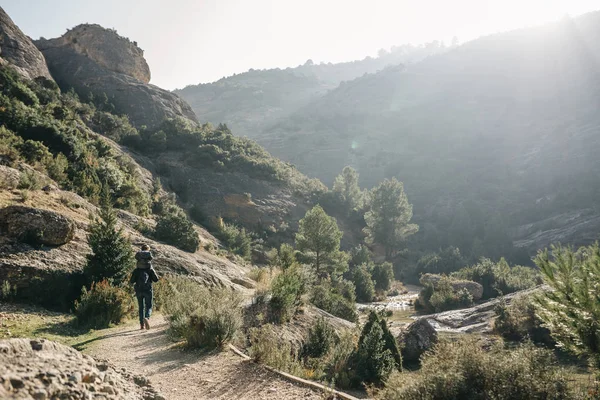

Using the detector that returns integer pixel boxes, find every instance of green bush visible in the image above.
[494,294,554,346]
[352,311,401,386]
[377,339,575,400]
[185,289,243,349]
[416,246,464,277]
[217,223,252,259]
[415,277,473,313]
[372,262,394,292]
[352,264,375,302]
[74,280,134,329]
[303,317,335,358]
[18,169,42,190]
[452,258,540,299]
[157,276,242,348]
[310,283,358,322]
[249,324,304,376]
[154,206,199,252]
[270,266,306,323]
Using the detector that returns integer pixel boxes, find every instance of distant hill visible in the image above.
[179,12,600,261]
[175,42,450,138]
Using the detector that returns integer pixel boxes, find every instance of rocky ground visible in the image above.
[0,338,163,399]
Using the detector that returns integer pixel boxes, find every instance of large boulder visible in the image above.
[0,7,54,81]
[0,206,75,246]
[35,25,198,129]
[399,318,438,363]
[420,273,483,300]
[0,338,160,399]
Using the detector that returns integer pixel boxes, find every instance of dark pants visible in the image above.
[136,291,153,325]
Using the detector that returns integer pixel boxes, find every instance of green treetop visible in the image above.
[295,205,347,279]
[363,178,418,259]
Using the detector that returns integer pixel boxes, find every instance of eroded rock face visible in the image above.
[0,6,53,81]
[35,26,198,129]
[38,24,150,83]
[0,338,163,399]
[399,319,438,363]
[0,205,75,246]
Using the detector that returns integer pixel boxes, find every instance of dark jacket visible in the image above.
[130,267,159,294]
[135,250,153,269]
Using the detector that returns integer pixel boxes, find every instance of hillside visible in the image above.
[175,41,450,138]
[181,11,600,262]
[28,21,333,250]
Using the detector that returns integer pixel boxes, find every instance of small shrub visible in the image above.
[372,262,394,292]
[270,266,306,323]
[310,283,358,322]
[352,264,376,303]
[415,277,473,313]
[377,339,575,400]
[0,281,16,301]
[494,294,554,346]
[217,223,252,259]
[303,317,335,358]
[74,280,134,329]
[452,258,540,299]
[157,276,242,349]
[154,206,199,252]
[249,324,304,376]
[18,169,41,190]
[185,289,243,349]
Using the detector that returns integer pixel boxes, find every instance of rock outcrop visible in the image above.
[0,338,163,399]
[421,286,547,334]
[0,205,75,246]
[0,6,53,81]
[35,25,198,129]
[40,24,150,83]
[420,273,484,301]
[399,318,438,363]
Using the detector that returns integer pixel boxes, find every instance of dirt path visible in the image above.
[84,316,325,400]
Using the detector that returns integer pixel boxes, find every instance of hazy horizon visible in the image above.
[3,0,599,89]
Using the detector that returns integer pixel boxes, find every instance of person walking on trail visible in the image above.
[130,244,159,330]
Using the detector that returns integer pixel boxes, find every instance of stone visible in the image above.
[32,389,48,400]
[35,25,198,129]
[0,7,54,81]
[399,318,438,363]
[0,338,163,399]
[0,205,76,246]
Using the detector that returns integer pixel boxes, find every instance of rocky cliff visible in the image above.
[0,7,53,81]
[35,25,198,128]
[41,24,151,83]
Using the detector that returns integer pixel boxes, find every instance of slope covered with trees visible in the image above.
[175,41,451,138]
[179,11,600,263]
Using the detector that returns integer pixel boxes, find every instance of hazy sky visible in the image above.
[3,0,599,89]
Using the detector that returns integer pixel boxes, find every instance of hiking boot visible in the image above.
[143,318,150,330]
[140,324,145,330]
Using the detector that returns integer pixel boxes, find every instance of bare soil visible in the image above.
[85,316,326,400]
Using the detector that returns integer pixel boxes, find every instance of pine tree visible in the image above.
[295,205,347,279]
[354,311,401,385]
[84,201,135,286]
[535,243,600,368]
[332,166,362,212]
[363,178,418,259]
